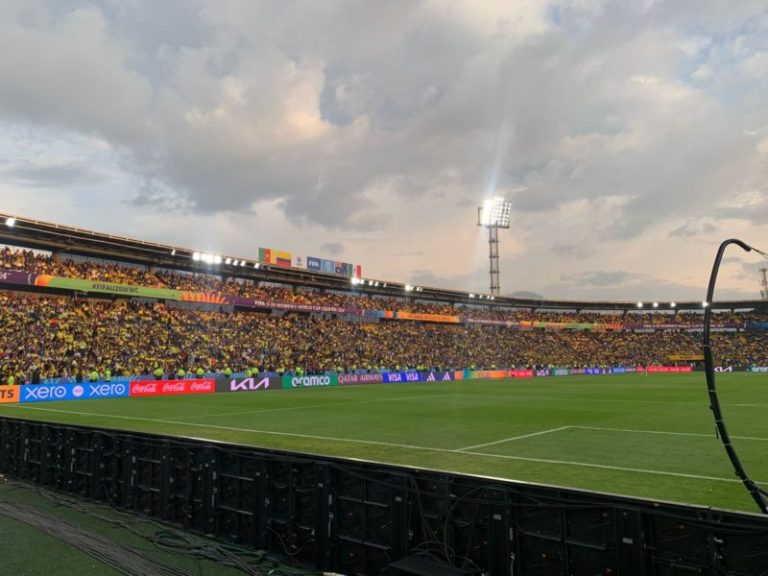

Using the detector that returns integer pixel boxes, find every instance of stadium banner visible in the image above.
[307,256,362,278]
[34,274,183,300]
[0,270,38,286]
[21,383,88,403]
[394,311,461,324]
[535,369,550,378]
[748,366,768,373]
[643,365,693,373]
[0,385,20,403]
[746,322,768,331]
[509,369,534,378]
[247,299,362,315]
[338,373,384,385]
[259,247,292,267]
[215,375,281,393]
[307,257,322,271]
[464,318,520,327]
[383,372,423,384]
[550,368,571,376]
[465,370,508,380]
[282,374,339,389]
[418,371,456,382]
[129,379,215,397]
[692,366,746,373]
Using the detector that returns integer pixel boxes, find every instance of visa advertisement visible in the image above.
[383,371,457,384]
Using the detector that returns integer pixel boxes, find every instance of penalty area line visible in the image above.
[456,426,572,452]
[1,405,747,484]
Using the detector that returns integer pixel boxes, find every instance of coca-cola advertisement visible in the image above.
[129,379,216,397]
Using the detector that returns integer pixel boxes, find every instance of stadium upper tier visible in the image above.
[1,212,766,313]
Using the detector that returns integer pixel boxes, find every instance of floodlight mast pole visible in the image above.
[478,198,511,296]
[488,225,500,296]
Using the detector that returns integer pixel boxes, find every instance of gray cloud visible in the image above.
[2,161,105,187]
[669,218,719,238]
[320,241,344,256]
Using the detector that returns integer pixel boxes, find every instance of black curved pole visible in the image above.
[703,238,768,514]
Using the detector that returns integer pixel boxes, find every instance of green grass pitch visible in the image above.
[2,372,768,513]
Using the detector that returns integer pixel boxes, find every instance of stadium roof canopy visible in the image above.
[0,212,765,313]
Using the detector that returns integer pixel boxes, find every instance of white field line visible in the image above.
[573,425,768,442]
[2,404,749,484]
[457,426,572,452]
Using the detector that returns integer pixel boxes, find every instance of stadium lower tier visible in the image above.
[1,290,767,384]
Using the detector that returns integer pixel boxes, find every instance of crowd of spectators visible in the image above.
[2,290,767,385]
[1,247,764,326]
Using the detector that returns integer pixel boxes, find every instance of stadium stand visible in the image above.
[2,243,768,384]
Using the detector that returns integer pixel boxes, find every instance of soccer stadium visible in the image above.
[6,3,768,576]
[1,212,768,575]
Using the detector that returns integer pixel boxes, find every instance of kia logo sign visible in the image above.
[230,377,271,391]
[714,366,734,373]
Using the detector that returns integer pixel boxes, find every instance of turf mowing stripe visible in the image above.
[4,405,747,484]
[456,426,571,452]
[186,393,443,421]
[573,425,768,442]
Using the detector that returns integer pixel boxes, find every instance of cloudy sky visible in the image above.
[2,0,768,301]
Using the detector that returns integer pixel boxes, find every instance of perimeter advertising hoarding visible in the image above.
[129,379,216,397]
[382,371,455,383]
[20,382,130,403]
[282,374,339,388]
[644,366,693,373]
[338,373,384,385]
[748,366,768,372]
[215,376,282,392]
[0,385,20,403]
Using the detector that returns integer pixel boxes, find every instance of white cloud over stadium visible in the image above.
[1,0,768,300]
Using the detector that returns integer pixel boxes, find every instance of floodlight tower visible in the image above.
[477,197,512,296]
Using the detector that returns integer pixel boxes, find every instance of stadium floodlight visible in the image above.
[636,302,643,308]
[478,197,512,228]
[702,301,709,308]
[171,249,176,256]
[670,302,676,308]
[5,217,15,227]
[241,261,247,267]
[404,284,414,292]
[192,252,201,261]
[225,258,232,265]
[652,302,659,308]
[254,263,260,269]
[477,197,513,296]
[214,255,222,265]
